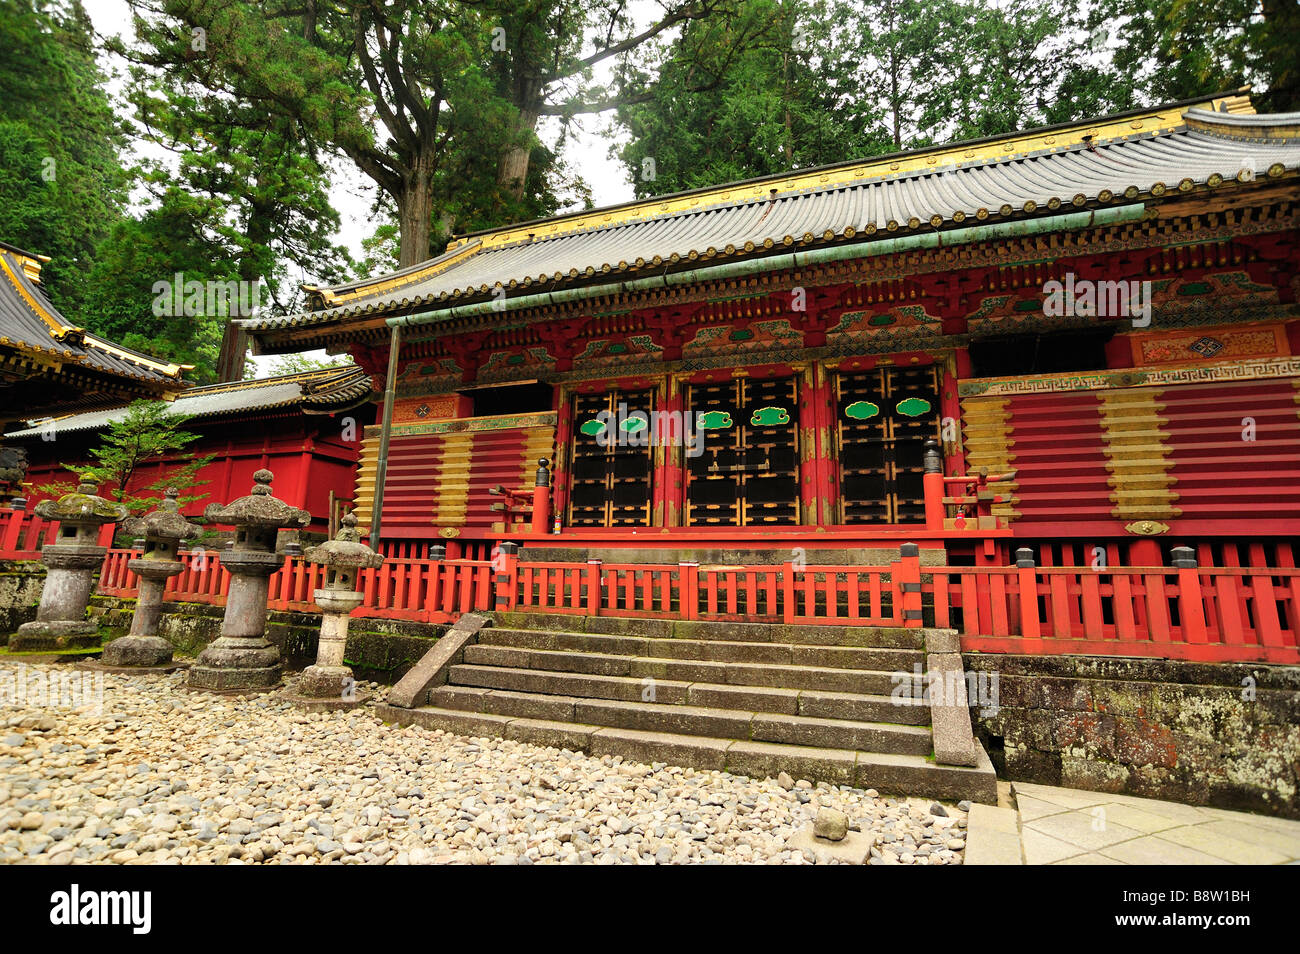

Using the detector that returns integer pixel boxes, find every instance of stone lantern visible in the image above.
[11,478,127,651]
[284,512,383,709]
[187,469,308,691]
[99,488,200,668]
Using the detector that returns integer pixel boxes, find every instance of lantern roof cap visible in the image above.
[304,513,384,569]
[202,469,309,529]
[123,488,201,541]
[32,477,128,525]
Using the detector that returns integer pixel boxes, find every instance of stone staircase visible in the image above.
[379,612,997,803]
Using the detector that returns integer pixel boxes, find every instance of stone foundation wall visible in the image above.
[965,653,1300,818]
[0,560,44,638]
[88,596,445,685]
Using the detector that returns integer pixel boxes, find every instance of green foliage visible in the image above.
[616,0,1299,192]
[39,401,214,515]
[619,0,870,197]
[263,353,350,377]
[124,1,715,265]
[80,193,232,377]
[1083,0,1300,112]
[0,0,128,315]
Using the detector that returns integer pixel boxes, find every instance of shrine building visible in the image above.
[242,91,1300,574]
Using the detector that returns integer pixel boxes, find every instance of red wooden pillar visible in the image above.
[550,383,570,528]
[898,543,923,628]
[654,381,685,527]
[798,364,835,525]
[494,542,518,613]
[945,350,970,476]
[1171,546,1207,644]
[1015,547,1043,647]
[530,458,551,534]
[585,559,603,616]
[923,439,945,532]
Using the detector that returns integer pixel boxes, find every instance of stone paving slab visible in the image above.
[965,779,1300,865]
[1002,781,1300,865]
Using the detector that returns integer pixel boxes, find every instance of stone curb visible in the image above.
[387,613,490,708]
[963,803,1024,865]
[927,651,980,767]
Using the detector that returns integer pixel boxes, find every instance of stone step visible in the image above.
[375,703,997,803]
[428,685,932,754]
[492,611,927,649]
[478,627,924,670]
[458,645,914,695]
[445,665,931,725]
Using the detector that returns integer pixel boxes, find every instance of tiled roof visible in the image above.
[246,93,1300,337]
[5,364,372,438]
[0,247,188,386]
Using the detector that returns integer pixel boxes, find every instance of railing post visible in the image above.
[1015,547,1042,645]
[531,458,552,535]
[585,558,602,616]
[679,561,699,621]
[0,505,25,553]
[1172,545,1207,644]
[922,439,945,532]
[495,541,518,614]
[781,561,796,623]
[898,543,923,628]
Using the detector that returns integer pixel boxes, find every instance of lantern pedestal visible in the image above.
[186,470,308,692]
[290,588,368,706]
[102,489,202,668]
[187,551,284,690]
[282,513,382,710]
[10,480,126,652]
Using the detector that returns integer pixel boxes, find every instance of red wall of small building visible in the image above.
[18,409,370,534]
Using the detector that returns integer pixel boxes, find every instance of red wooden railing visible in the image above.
[4,501,1296,664]
[506,555,920,627]
[930,563,1300,664]
[98,549,495,625]
[0,509,71,558]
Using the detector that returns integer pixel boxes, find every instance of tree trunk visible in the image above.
[497,104,540,203]
[397,148,436,268]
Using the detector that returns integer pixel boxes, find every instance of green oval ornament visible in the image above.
[844,401,880,420]
[895,397,932,417]
[750,406,790,426]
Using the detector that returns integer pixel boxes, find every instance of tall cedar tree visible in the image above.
[0,0,128,317]
[125,0,728,266]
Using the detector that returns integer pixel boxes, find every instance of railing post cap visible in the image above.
[899,542,920,558]
[922,439,943,474]
[1015,547,1036,568]
[1170,545,1197,569]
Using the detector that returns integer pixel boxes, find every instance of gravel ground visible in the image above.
[0,662,968,865]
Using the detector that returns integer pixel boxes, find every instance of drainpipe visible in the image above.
[387,204,1147,331]
[368,324,402,550]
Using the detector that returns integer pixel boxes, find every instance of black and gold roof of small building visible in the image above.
[0,242,189,387]
[5,364,372,438]
[245,90,1300,339]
